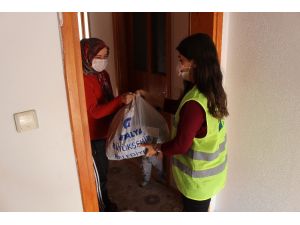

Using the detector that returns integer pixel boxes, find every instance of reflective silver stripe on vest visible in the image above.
[187,135,227,161]
[172,116,176,127]
[172,155,227,178]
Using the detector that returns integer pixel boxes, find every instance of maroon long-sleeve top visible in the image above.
[161,100,207,156]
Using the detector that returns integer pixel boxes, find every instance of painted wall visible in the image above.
[0,13,83,211]
[216,13,300,211]
[88,12,118,95]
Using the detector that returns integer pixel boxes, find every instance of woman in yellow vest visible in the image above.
[141,33,229,212]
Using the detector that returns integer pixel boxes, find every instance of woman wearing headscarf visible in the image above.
[80,38,134,212]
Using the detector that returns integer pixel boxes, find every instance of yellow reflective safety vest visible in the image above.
[172,85,227,201]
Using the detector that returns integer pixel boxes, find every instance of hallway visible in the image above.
[107,158,183,212]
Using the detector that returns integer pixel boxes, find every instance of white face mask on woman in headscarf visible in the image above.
[92,58,108,72]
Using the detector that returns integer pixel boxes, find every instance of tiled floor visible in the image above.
[107,158,183,212]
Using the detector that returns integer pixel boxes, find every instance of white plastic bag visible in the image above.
[106,95,169,160]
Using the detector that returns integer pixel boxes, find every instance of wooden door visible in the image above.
[128,13,171,104]
[114,12,223,98]
[189,12,223,61]
[113,13,171,104]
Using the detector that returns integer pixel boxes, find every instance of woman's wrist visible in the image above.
[153,144,162,155]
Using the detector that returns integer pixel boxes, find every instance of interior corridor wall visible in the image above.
[0,13,83,211]
[216,13,300,211]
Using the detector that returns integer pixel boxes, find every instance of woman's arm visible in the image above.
[85,89,123,119]
[161,101,205,156]
[143,101,205,157]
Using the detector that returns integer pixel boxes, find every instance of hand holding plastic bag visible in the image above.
[106,95,169,160]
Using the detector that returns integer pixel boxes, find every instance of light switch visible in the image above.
[14,110,39,132]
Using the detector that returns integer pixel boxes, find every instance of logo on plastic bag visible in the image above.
[123,117,132,129]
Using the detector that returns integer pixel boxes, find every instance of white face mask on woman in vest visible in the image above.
[177,62,193,81]
[92,58,108,72]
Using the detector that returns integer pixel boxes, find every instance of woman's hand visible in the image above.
[141,143,163,159]
[141,144,156,157]
[135,89,164,109]
[135,89,148,98]
[121,92,135,105]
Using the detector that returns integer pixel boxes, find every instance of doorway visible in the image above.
[102,13,181,211]
[114,13,171,103]
[60,12,223,211]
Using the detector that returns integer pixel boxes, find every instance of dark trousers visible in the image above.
[91,139,110,211]
[182,194,211,212]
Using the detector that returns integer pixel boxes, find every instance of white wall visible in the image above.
[88,13,118,95]
[216,13,300,211]
[0,13,83,211]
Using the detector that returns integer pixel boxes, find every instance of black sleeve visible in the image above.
[163,98,181,115]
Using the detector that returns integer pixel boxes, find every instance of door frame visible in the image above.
[60,12,224,212]
[189,12,223,61]
[60,12,99,212]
